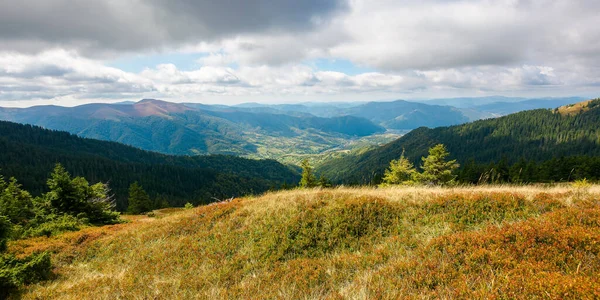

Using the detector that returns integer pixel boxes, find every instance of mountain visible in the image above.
[0,99,385,159]
[418,96,528,108]
[472,97,585,115]
[340,100,473,130]
[230,100,487,130]
[317,99,600,184]
[0,120,300,210]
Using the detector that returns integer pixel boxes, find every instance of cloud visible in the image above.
[327,0,600,71]
[1,0,600,105]
[5,50,595,107]
[0,0,347,56]
[0,50,155,101]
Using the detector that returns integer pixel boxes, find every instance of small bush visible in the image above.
[184,203,194,210]
[0,216,11,252]
[22,214,84,238]
[572,178,592,189]
[0,252,52,298]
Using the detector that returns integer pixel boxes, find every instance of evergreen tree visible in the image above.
[45,164,119,224]
[127,182,152,214]
[418,144,459,186]
[0,176,34,225]
[299,159,317,188]
[46,164,87,216]
[381,150,417,185]
[318,175,332,188]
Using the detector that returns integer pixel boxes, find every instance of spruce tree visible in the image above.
[299,159,317,188]
[318,175,332,188]
[381,150,417,186]
[418,144,459,186]
[127,182,152,214]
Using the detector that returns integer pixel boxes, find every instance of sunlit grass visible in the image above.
[9,185,600,299]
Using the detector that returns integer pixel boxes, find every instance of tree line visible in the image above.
[0,120,300,211]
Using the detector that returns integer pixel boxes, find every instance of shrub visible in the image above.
[22,214,84,238]
[0,252,52,298]
[0,215,10,252]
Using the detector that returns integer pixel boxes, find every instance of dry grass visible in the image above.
[556,99,594,116]
[8,185,600,299]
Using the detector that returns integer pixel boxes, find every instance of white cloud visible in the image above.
[1,0,600,105]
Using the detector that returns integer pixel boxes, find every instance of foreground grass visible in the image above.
[7,185,600,299]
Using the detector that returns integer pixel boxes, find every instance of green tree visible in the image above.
[418,144,459,186]
[318,175,332,188]
[381,150,417,186]
[45,164,119,224]
[299,159,317,188]
[127,182,152,214]
[0,176,34,225]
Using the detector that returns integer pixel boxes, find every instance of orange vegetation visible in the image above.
[8,185,600,299]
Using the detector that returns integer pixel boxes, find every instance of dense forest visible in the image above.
[0,121,300,210]
[317,99,600,184]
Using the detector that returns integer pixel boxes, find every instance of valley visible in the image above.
[0,97,583,166]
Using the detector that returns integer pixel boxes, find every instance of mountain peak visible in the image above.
[133,99,195,117]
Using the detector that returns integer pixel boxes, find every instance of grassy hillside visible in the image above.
[8,186,600,299]
[317,99,600,184]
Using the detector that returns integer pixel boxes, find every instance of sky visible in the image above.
[1,0,599,107]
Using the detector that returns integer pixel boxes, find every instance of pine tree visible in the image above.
[299,159,317,188]
[418,144,459,186]
[46,164,86,215]
[45,164,119,224]
[381,150,417,186]
[127,182,152,214]
[318,175,332,188]
[0,176,34,225]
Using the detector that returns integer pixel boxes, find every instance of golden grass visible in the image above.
[8,185,600,299]
[556,99,594,116]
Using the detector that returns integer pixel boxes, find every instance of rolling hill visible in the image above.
[316,99,600,184]
[0,120,300,210]
[9,186,600,298]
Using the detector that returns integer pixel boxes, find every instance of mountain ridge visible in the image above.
[316,99,600,184]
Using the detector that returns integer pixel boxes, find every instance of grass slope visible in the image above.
[7,186,600,299]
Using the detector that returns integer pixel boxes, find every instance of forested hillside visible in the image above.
[0,121,299,210]
[317,99,600,184]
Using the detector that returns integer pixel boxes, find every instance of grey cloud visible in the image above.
[0,0,348,56]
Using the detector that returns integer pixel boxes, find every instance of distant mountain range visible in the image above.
[0,96,587,161]
[316,99,600,184]
[0,99,384,159]
[416,96,585,108]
